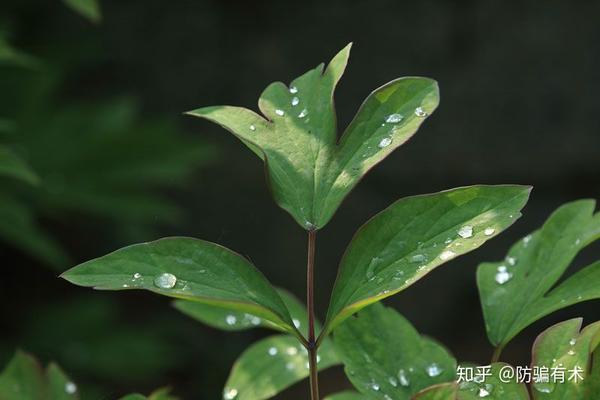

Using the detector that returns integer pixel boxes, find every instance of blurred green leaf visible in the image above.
[325,185,531,335]
[334,303,456,400]
[188,44,439,230]
[62,0,101,23]
[324,392,367,400]
[0,145,39,185]
[531,319,600,399]
[173,288,308,335]
[478,200,600,348]
[61,237,302,339]
[0,351,79,400]
[147,387,178,400]
[223,335,338,400]
[0,36,38,68]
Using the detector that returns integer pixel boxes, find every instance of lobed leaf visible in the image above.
[478,200,600,348]
[187,44,439,230]
[530,318,600,399]
[61,237,300,339]
[325,185,531,334]
[334,303,457,400]
[222,335,339,400]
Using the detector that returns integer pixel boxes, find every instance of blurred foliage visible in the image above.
[62,0,101,23]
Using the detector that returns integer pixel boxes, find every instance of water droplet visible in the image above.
[415,107,428,117]
[440,250,455,261]
[533,382,555,393]
[426,363,443,377]
[398,369,410,386]
[293,318,301,328]
[317,355,321,363]
[378,137,392,148]
[65,382,77,394]
[248,314,261,325]
[291,97,299,106]
[275,109,285,116]
[286,362,295,370]
[568,350,576,356]
[289,86,298,94]
[388,376,398,387]
[495,267,512,284]
[370,382,380,391]
[569,338,577,346]
[286,347,298,356]
[268,347,278,356]
[444,238,453,245]
[506,256,517,266]
[523,235,532,246]
[298,109,308,118]
[484,227,495,236]
[385,113,404,123]
[223,388,238,399]
[458,225,473,238]
[478,388,490,397]
[575,238,581,246]
[154,273,177,289]
[132,273,142,279]
[411,254,427,263]
[226,315,237,325]
[249,124,256,131]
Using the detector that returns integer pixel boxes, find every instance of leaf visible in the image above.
[187,44,440,230]
[62,0,101,23]
[477,200,600,348]
[324,392,367,400]
[0,351,45,400]
[148,387,178,400]
[119,395,147,400]
[173,288,308,335]
[412,383,458,400]
[47,363,79,400]
[61,237,301,338]
[531,318,600,399]
[0,36,38,68]
[334,303,457,400]
[0,145,39,185]
[325,185,531,334]
[223,334,339,400]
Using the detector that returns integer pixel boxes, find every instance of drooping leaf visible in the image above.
[187,44,440,230]
[325,185,531,334]
[334,303,457,400]
[324,391,367,400]
[62,0,101,23]
[530,318,600,399]
[61,237,301,339]
[0,145,39,185]
[477,200,600,348]
[223,334,339,400]
[174,288,308,335]
[47,363,79,400]
[413,364,530,400]
[0,351,45,400]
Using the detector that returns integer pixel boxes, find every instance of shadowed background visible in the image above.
[1,0,599,398]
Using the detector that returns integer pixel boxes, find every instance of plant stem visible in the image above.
[491,345,504,363]
[306,229,319,400]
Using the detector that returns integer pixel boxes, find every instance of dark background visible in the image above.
[1,0,599,398]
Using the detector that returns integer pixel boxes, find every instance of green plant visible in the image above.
[57,44,533,399]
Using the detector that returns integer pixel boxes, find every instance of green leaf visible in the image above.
[325,185,531,334]
[583,349,600,398]
[62,0,101,23]
[61,237,300,338]
[411,383,457,400]
[0,145,39,185]
[0,351,45,400]
[334,303,457,399]
[174,288,309,335]
[477,200,600,348]
[530,318,600,399]
[47,363,79,400]
[324,392,367,400]
[187,44,440,230]
[119,395,147,400]
[148,387,178,400]
[0,36,38,68]
[223,334,339,400]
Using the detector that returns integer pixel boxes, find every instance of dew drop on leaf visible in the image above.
[410,254,427,263]
[495,267,512,285]
[388,376,398,387]
[293,318,301,328]
[286,347,298,356]
[439,250,455,261]
[569,338,577,345]
[458,225,473,238]
[415,107,428,117]
[426,363,443,377]
[370,382,380,391]
[275,109,285,116]
[249,124,256,131]
[289,86,298,94]
[298,109,308,118]
[225,315,237,325]
[385,113,404,123]
[398,369,410,386]
[223,388,238,399]
[484,227,495,236]
[291,97,299,106]
[568,350,576,355]
[154,273,177,289]
[478,387,490,397]
[65,382,77,394]
[533,382,555,393]
[506,256,517,266]
[268,347,278,356]
[378,137,393,148]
